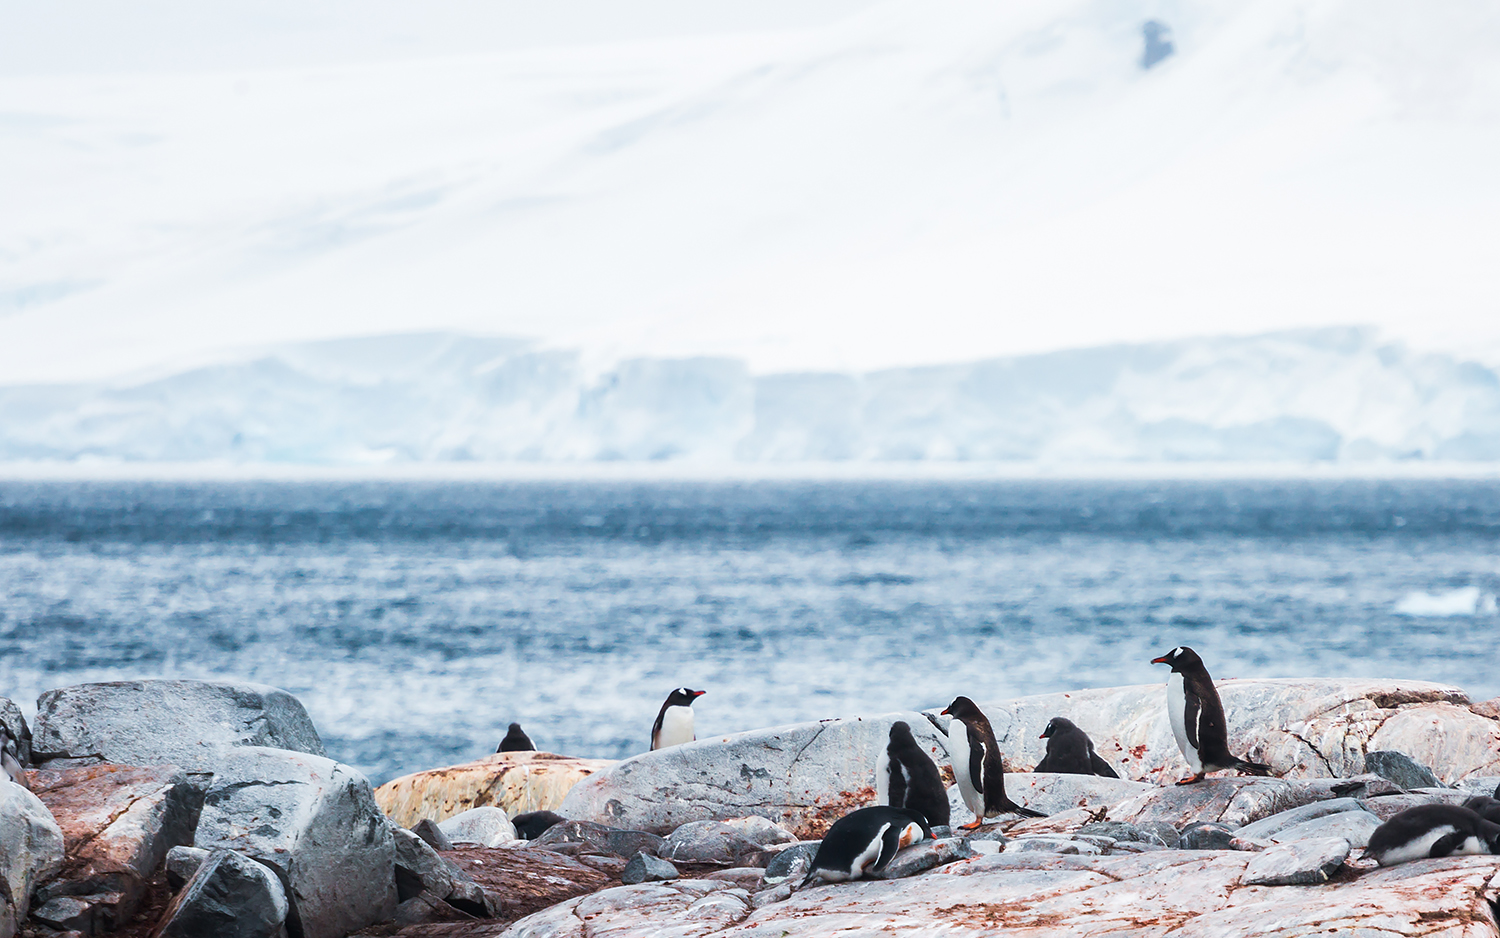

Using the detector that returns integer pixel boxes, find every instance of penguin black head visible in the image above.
[1039,717,1076,740]
[940,696,982,721]
[889,720,917,745]
[1150,646,1202,673]
[664,688,706,707]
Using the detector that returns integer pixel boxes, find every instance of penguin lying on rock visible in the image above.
[1363,804,1500,866]
[876,721,950,828]
[1150,646,1272,785]
[942,696,1044,828]
[1035,717,1119,778]
[802,806,933,885]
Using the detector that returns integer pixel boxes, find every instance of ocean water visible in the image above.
[1,478,1497,786]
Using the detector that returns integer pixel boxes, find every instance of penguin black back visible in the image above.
[1363,804,1500,866]
[878,720,950,827]
[1462,794,1500,826]
[803,806,933,885]
[497,722,536,753]
[1151,645,1271,784]
[1034,717,1119,778]
[512,810,565,840]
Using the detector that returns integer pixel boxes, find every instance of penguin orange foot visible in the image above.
[960,818,985,830]
[1175,773,1205,785]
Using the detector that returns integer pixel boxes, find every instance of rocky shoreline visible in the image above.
[4,676,1500,937]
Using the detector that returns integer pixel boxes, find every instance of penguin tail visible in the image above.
[1007,802,1047,819]
[1234,758,1273,777]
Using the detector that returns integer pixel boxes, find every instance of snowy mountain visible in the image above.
[3,329,1497,463]
[2,0,1499,387]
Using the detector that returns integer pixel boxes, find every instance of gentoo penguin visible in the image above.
[875,721,950,827]
[511,810,565,840]
[497,722,536,753]
[0,729,27,790]
[1150,646,1271,785]
[650,688,705,751]
[1461,794,1500,825]
[1363,804,1500,866]
[941,696,1044,828]
[1034,717,1120,778]
[802,805,933,885]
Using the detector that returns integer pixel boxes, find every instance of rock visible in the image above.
[374,751,616,828]
[165,845,211,889]
[574,855,628,877]
[1364,749,1443,790]
[925,678,1488,784]
[619,852,679,885]
[1240,837,1351,886]
[193,746,396,938]
[1105,777,1330,830]
[1079,821,1176,848]
[1002,773,1156,816]
[1179,822,1237,850]
[760,843,817,885]
[391,825,493,917]
[965,827,1010,844]
[1454,776,1500,798]
[437,806,517,847]
[440,844,609,923]
[32,680,324,773]
[0,781,64,935]
[532,820,664,859]
[1270,811,1383,848]
[388,892,476,928]
[410,818,454,851]
[0,697,32,766]
[1234,796,1367,841]
[1304,773,1403,799]
[702,867,766,888]
[720,815,797,847]
[28,763,202,932]
[152,847,289,938]
[1006,836,1101,855]
[866,837,976,878]
[660,820,762,864]
[500,850,1500,936]
[559,711,948,837]
[1362,790,1470,821]
[30,896,100,933]
[1003,806,1100,837]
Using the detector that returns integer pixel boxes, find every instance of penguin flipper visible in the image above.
[870,824,904,873]
[888,755,909,811]
[1182,686,1204,751]
[1034,753,1054,773]
[1003,799,1047,819]
[1088,749,1120,779]
[967,725,987,796]
[1429,830,1469,859]
[1232,757,1273,777]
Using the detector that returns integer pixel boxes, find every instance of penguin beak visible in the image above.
[693,690,706,698]
[1150,655,1169,664]
[939,707,950,716]
[1037,732,1046,739]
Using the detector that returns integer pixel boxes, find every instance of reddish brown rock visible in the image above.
[375,752,615,829]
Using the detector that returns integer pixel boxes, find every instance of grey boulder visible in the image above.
[392,825,493,918]
[32,680,324,772]
[1234,797,1368,841]
[620,852,679,885]
[531,820,664,859]
[0,697,31,766]
[153,848,288,938]
[1240,836,1351,886]
[410,818,454,851]
[661,820,763,864]
[761,843,817,885]
[1270,811,1383,848]
[165,845,211,889]
[559,711,948,837]
[0,782,64,936]
[193,746,396,938]
[1364,750,1443,790]
[1106,777,1332,830]
[1179,822,1237,850]
[436,806,516,847]
[866,837,976,879]
[1078,820,1177,848]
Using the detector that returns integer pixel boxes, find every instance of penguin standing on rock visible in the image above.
[1363,804,1500,866]
[650,688,705,751]
[497,723,536,753]
[875,721,950,828]
[1151,646,1272,785]
[802,806,933,885]
[941,696,1044,828]
[1035,717,1120,778]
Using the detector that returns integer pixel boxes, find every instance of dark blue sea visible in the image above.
[2,478,1498,785]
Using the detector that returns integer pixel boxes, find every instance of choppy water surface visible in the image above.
[1,478,1497,785]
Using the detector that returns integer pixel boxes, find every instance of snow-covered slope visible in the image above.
[3,329,1496,463]
[2,0,1499,386]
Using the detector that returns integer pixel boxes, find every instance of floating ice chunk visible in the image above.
[1394,587,1496,617]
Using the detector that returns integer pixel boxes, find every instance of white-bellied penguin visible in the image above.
[875,720,950,828]
[941,696,1044,828]
[1363,804,1500,866]
[650,687,705,751]
[497,722,536,753]
[1150,646,1271,785]
[1035,717,1119,778]
[802,805,933,885]
[0,729,27,790]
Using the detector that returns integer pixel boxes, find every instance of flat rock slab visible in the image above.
[194,746,396,938]
[0,781,64,933]
[925,678,1495,784]
[375,752,616,828]
[867,837,976,879]
[1235,797,1368,840]
[489,852,1500,937]
[1104,777,1331,830]
[1270,811,1382,848]
[441,845,614,926]
[32,680,324,772]
[29,763,202,931]
[1003,773,1156,816]
[559,712,948,838]
[531,820,664,859]
[1240,837,1351,886]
